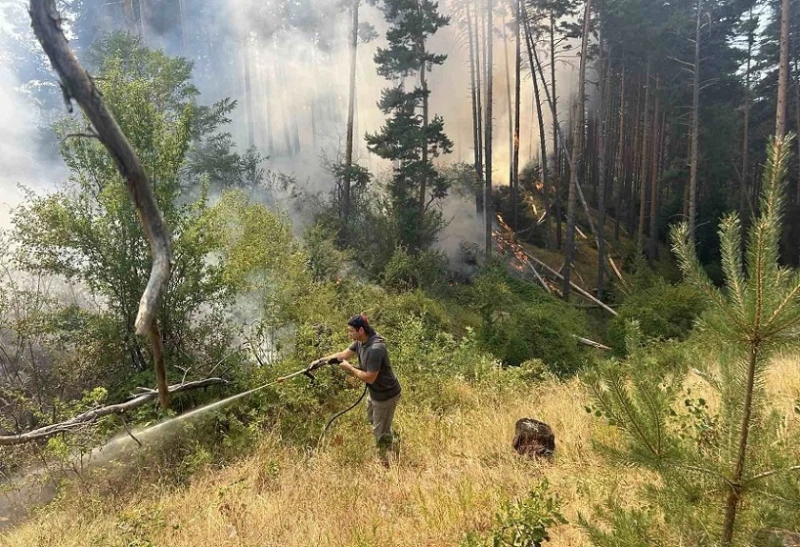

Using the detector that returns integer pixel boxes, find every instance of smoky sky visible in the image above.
[0,0,581,244]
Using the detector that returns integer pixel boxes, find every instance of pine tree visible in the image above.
[585,135,800,546]
[366,0,453,252]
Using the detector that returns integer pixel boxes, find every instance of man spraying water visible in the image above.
[316,314,401,462]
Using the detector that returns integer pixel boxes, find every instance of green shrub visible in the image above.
[485,304,586,376]
[607,281,704,355]
[462,480,567,547]
[466,264,586,376]
[382,246,449,294]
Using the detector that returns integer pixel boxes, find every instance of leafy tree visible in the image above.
[11,34,249,393]
[366,0,453,252]
[585,136,800,546]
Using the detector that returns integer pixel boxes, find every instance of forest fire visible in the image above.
[494,214,555,293]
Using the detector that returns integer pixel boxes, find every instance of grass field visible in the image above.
[2,355,798,547]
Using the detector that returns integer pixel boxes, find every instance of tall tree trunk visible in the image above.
[720,342,761,547]
[466,2,484,214]
[614,69,626,241]
[243,37,255,149]
[522,6,551,248]
[588,113,598,204]
[512,0,522,231]
[485,0,494,256]
[741,12,753,219]
[502,13,514,196]
[261,56,275,156]
[177,0,188,54]
[689,0,702,243]
[597,40,611,299]
[563,0,591,300]
[795,62,800,204]
[648,78,661,262]
[776,0,790,138]
[638,59,651,249]
[343,0,359,239]
[309,46,317,150]
[627,76,641,236]
[276,58,292,156]
[292,117,301,155]
[420,40,429,217]
[138,0,147,43]
[550,14,562,248]
[475,1,486,213]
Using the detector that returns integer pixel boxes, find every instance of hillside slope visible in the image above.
[3,355,798,546]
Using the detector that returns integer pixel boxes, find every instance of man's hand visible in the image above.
[339,360,378,384]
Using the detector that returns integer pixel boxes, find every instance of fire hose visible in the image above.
[277,357,368,446]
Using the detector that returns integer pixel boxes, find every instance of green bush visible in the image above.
[381,246,449,294]
[466,264,587,377]
[462,480,567,547]
[607,281,704,355]
[487,304,586,376]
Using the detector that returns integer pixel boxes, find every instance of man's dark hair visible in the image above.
[348,313,376,336]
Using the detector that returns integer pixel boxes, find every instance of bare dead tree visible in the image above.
[637,58,651,249]
[648,78,661,263]
[29,0,173,408]
[596,38,612,298]
[741,8,755,217]
[243,35,255,149]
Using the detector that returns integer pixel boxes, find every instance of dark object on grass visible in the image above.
[513,418,555,459]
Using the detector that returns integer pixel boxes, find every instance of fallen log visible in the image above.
[524,251,618,316]
[0,378,227,446]
[574,335,612,351]
[608,256,629,288]
[526,261,552,294]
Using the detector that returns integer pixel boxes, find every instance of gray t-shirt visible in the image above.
[348,333,401,401]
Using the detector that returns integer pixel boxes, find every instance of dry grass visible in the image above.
[3,356,798,547]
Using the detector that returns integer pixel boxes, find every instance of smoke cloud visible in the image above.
[0,0,580,252]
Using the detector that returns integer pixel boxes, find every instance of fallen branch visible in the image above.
[526,261,552,294]
[30,0,174,408]
[574,335,611,351]
[0,378,227,446]
[608,256,629,289]
[524,251,618,317]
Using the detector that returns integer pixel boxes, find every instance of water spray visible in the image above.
[130,357,364,447]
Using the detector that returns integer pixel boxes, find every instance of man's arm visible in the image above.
[339,361,379,384]
[340,345,381,384]
[321,348,356,363]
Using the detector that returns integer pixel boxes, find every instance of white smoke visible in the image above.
[0,0,580,249]
[0,1,66,231]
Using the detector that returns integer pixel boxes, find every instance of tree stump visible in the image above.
[753,528,800,547]
[512,418,555,459]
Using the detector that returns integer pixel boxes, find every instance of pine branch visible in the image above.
[672,222,749,333]
[745,464,800,484]
[718,214,747,318]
